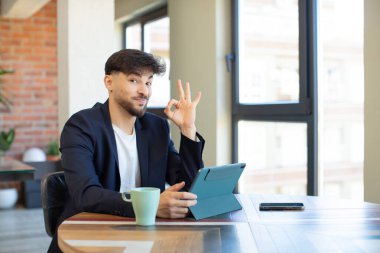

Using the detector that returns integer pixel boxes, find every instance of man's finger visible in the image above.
[176,191,197,200]
[170,212,187,219]
[193,91,202,106]
[177,199,197,207]
[185,82,191,102]
[166,181,185,192]
[168,198,197,207]
[174,207,190,214]
[164,99,179,119]
[177,79,185,100]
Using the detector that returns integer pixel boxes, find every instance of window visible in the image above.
[125,23,141,50]
[238,0,300,105]
[238,121,307,195]
[319,0,364,200]
[123,7,170,117]
[233,0,364,199]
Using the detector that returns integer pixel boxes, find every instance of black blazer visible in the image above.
[59,100,205,222]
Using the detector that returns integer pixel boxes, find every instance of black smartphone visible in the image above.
[259,202,305,211]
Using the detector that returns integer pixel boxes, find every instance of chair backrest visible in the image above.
[41,171,67,237]
[25,160,62,180]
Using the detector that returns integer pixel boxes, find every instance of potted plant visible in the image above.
[0,63,18,209]
[46,141,60,161]
[0,62,15,160]
[0,129,17,209]
[0,182,18,209]
[0,68,14,111]
[0,60,15,161]
[0,128,15,162]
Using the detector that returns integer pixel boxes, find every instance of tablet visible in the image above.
[188,163,246,220]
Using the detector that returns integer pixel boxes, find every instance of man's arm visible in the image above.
[61,113,134,217]
[158,80,204,218]
[165,133,205,189]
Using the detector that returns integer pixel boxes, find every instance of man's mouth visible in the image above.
[135,97,148,106]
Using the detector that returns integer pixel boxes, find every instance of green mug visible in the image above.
[122,187,160,226]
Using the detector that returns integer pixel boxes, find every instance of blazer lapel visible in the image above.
[135,119,149,186]
[100,100,119,168]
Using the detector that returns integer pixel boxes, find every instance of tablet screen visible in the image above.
[189,163,246,199]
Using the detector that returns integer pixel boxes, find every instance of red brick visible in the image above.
[33,18,53,26]
[44,26,56,33]
[0,0,58,159]
[14,48,33,54]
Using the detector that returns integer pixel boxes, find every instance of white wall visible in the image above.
[364,0,380,203]
[58,0,118,131]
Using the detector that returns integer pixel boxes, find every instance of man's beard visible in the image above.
[117,97,148,118]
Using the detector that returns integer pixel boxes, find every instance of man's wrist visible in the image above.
[180,127,197,141]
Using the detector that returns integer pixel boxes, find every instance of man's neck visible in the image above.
[109,99,136,135]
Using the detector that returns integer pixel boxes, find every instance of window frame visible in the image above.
[231,0,318,195]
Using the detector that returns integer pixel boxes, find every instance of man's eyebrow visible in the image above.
[128,72,142,77]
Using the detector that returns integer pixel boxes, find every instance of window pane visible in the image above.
[126,23,141,50]
[238,121,307,195]
[144,17,170,107]
[239,0,299,104]
[320,0,364,200]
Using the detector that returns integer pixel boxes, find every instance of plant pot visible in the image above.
[47,155,61,161]
[0,188,18,209]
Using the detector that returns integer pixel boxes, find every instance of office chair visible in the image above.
[41,171,67,237]
[23,160,62,208]
[25,160,62,180]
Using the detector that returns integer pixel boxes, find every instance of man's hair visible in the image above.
[104,49,166,76]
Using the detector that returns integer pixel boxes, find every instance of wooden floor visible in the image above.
[0,208,51,253]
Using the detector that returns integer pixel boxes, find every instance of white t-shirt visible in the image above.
[112,125,141,193]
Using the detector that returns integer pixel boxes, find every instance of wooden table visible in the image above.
[58,194,380,253]
[0,157,35,181]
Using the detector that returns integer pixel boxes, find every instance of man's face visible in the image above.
[106,70,153,117]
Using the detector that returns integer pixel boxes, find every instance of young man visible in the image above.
[49,49,205,252]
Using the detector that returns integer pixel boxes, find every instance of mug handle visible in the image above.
[122,192,131,202]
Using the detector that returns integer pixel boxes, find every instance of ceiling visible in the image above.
[0,0,49,19]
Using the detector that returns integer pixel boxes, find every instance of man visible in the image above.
[49,49,205,252]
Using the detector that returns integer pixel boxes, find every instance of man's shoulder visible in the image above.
[66,102,107,127]
[74,102,103,117]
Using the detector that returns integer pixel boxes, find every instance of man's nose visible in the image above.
[137,83,149,95]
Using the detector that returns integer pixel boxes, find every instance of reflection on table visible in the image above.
[58,194,380,253]
[0,156,34,181]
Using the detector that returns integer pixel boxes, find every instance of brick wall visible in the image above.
[0,0,58,160]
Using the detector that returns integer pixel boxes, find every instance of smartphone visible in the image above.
[259,202,305,211]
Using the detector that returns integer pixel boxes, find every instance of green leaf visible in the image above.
[0,69,14,75]
[0,129,15,151]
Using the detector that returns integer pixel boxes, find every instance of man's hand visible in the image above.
[164,80,201,141]
[156,181,197,219]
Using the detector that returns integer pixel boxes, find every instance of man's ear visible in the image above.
[104,75,113,92]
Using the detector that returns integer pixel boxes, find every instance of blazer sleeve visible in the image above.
[60,113,134,217]
[165,123,205,190]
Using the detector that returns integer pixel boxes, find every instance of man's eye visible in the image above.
[129,79,137,84]
[146,82,152,87]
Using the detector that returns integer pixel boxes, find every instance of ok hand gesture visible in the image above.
[164,80,201,140]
